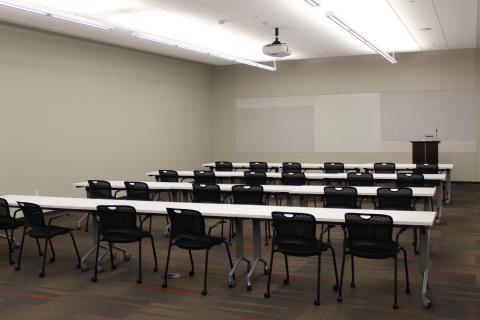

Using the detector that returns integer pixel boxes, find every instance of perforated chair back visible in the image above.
[88,180,113,199]
[414,164,439,174]
[347,172,373,186]
[397,173,425,188]
[344,213,393,242]
[244,171,267,185]
[374,162,396,173]
[0,198,10,219]
[249,162,268,173]
[282,162,302,173]
[158,170,179,182]
[324,186,358,209]
[271,212,316,241]
[232,185,264,205]
[215,161,233,172]
[96,205,137,234]
[193,170,216,184]
[124,181,150,201]
[167,208,205,238]
[17,202,45,228]
[281,172,306,186]
[376,188,413,211]
[324,162,344,173]
[192,183,221,203]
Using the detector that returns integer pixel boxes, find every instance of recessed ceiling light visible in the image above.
[421,27,432,31]
[304,0,321,7]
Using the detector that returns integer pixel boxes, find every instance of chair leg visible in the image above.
[162,242,172,288]
[15,228,26,271]
[109,242,116,270]
[137,240,142,284]
[39,236,49,277]
[412,228,419,255]
[69,232,81,268]
[224,241,233,269]
[5,229,13,265]
[283,255,289,285]
[91,238,101,282]
[314,253,322,305]
[350,255,355,288]
[401,247,410,294]
[201,249,209,295]
[35,238,43,256]
[264,221,269,246]
[150,236,158,272]
[264,250,275,298]
[188,249,195,276]
[393,253,399,309]
[329,245,339,290]
[48,237,55,262]
[337,248,346,302]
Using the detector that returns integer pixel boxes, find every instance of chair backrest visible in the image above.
[88,180,113,199]
[232,185,264,205]
[249,161,268,173]
[271,211,316,241]
[282,162,302,173]
[244,171,267,185]
[17,202,45,228]
[344,213,393,243]
[192,183,221,203]
[374,162,396,173]
[347,172,373,186]
[158,170,179,182]
[414,163,439,174]
[124,181,150,201]
[215,161,233,172]
[324,162,344,173]
[376,188,413,210]
[96,205,137,233]
[324,186,358,209]
[397,173,425,188]
[0,198,11,219]
[281,172,306,186]
[167,208,205,238]
[193,170,216,184]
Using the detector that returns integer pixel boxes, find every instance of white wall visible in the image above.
[0,23,214,196]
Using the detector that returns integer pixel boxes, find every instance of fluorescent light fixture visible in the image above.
[133,32,276,71]
[304,0,321,7]
[0,1,113,30]
[0,0,47,14]
[326,11,397,64]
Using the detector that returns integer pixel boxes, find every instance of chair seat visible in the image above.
[274,238,329,257]
[0,216,24,229]
[347,239,399,259]
[27,225,71,238]
[101,228,150,243]
[172,234,223,250]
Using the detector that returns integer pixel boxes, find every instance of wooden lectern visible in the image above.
[410,140,440,164]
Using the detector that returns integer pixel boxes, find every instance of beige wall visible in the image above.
[212,50,480,181]
[0,23,213,196]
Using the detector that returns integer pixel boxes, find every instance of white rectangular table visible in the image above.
[2,194,434,308]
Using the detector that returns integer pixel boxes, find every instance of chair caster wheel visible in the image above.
[350,283,355,288]
[39,272,45,278]
[264,292,270,298]
[337,297,343,303]
[247,285,252,291]
[161,283,167,288]
[189,271,194,277]
[314,299,320,305]
[153,267,158,272]
[81,265,89,272]
[76,263,81,269]
[422,298,432,308]
[283,279,289,285]
[91,278,97,283]
[137,279,142,284]
[263,267,269,275]
[228,279,236,288]
[201,290,207,296]
[333,284,339,291]
[14,266,20,271]
[393,304,399,310]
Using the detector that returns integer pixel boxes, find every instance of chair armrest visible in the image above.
[208,220,227,236]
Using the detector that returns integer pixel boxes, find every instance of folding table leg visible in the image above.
[246,219,268,290]
[228,218,250,288]
[419,227,432,308]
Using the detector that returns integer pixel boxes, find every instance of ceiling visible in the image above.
[0,0,477,67]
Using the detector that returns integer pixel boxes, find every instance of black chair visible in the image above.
[374,162,396,174]
[80,180,115,232]
[397,173,425,188]
[346,172,373,186]
[124,181,155,232]
[282,162,302,173]
[264,212,339,305]
[162,208,233,295]
[281,172,306,185]
[244,171,267,185]
[414,164,439,174]
[0,198,24,265]
[192,183,222,203]
[92,205,158,284]
[157,170,179,182]
[194,170,216,184]
[324,187,359,209]
[249,162,268,173]
[337,213,410,309]
[215,161,233,172]
[15,202,81,278]
[324,162,344,173]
